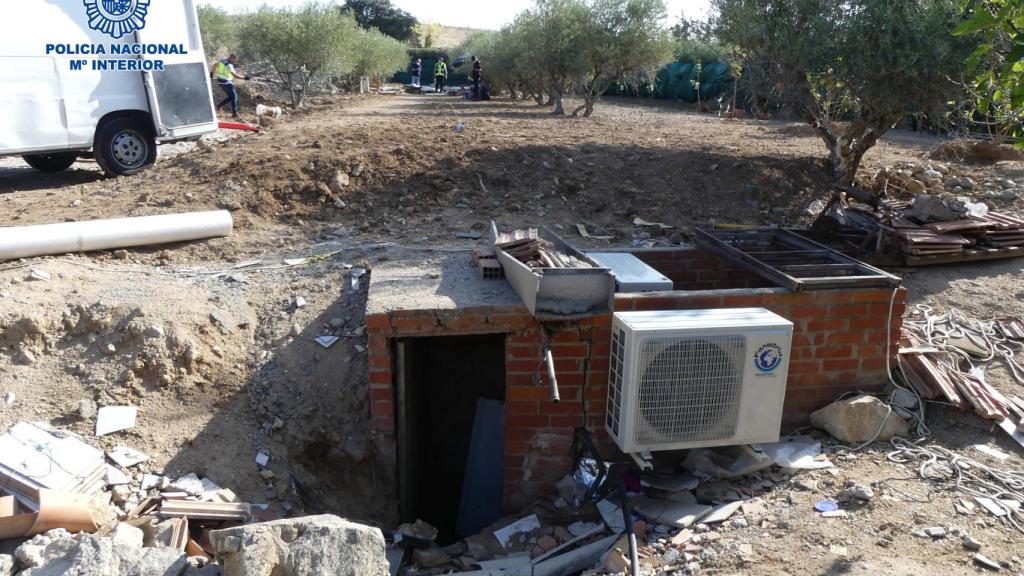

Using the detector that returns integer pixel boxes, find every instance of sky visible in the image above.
[209,0,712,30]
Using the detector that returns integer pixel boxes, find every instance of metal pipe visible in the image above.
[545,347,560,403]
[620,476,639,576]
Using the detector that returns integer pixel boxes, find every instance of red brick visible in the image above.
[860,357,890,371]
[827,332,864,345]
[370,388,392,403]
[850,290,893,304]
[507,359,544,373]
[849,317,887,330]
[787,360,821,374]
[510,331,541,344]
[365,314,390,330]
[551,343,589,358]
[855,344,882,357]
[807,319,845,331]
[508,344,543,359]
[590,343,611,358]
[795,373,831,387]
[585,385,608,399]
[784,387,821,402]
[816,346,852,358]
[370,414,394,430]
[393,317,440,333]
[370,399,392,415]
[507,385,550,401]
[506,400,540,414]
[552,329,582,343]
[368,354,390,369]
[823,358,859,371]
[813,290,851,305]
[720,294,768,307]
[507,373,538,386]
[507,414,550,428]
[789,305,828,319]
[538,401,586,415]
[369,371,392,385]
[549,414,586,428]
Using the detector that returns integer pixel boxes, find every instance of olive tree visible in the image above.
[352,28,409,78]
[240,3,361,109]
[197,5,236,59]
[714,0,971,186]
[571,0,673,116]
[955,0,1024,145]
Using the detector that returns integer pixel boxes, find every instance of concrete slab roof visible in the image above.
[366,252,523,315]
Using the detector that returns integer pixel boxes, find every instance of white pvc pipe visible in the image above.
[0,210,233,261]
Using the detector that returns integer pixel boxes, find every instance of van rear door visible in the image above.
[134,0,216,139]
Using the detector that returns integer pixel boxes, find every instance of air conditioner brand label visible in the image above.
[754,342,783,375]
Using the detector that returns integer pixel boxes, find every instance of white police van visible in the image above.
[0,0,219,176]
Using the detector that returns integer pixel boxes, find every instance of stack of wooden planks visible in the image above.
[495,228,593,269]
[847,205,1024,258]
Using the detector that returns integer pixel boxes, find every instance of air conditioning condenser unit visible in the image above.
[606,308,793,454]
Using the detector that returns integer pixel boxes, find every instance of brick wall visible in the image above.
[365,250,907,513]
[632,247,774,291]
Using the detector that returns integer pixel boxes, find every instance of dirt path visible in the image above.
[1,94,1023,574]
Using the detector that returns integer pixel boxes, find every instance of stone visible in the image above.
[79,399,97,419]
[975,553,1001,571]
[208,515,389,576]
[730,517,748,529]
[14,349,36,366]
[412,546,449,568]
[662,547,682,565]
[110,484,131,504]
[809,395,910,443]
[925,527,946,539]
[259,469,275,481]
[537,535,558,551]
[982,188,1020,201]
[22,525,144,576]
[398,519,438,542]
[329,172,350,193]
[104,343,117,355]
[0,554,11,576]
[964,535,983,551]
[144,325,164,339]
[113,250,130,260]
[169,474,204,496]
[905,179,926,195]
[837,483,874,502]
[908,193,967,223]
[920,169,943,185]
[131,547,188,576]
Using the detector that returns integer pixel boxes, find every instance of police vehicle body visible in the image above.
[0,0,218,176]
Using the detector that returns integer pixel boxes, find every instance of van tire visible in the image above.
[22,152,77,173]
[94,117,156,177]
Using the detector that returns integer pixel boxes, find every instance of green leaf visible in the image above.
[954,9,999,35]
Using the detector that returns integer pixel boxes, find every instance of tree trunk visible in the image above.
[825,121,888,186]
[551,93,564,115]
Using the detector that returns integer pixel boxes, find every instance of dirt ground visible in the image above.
[1,93,1023,575]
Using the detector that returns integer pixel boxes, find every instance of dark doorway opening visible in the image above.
[396,334,506,544]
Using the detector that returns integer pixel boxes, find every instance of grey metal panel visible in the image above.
[587,252,673,292]
[153,63,215,128]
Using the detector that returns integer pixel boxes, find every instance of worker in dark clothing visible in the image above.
[434,58,448,94]
[410,58,422,87]
[470,56,482,101]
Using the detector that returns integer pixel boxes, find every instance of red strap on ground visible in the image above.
[218,121,260,132]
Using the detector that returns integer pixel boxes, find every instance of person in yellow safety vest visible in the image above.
[211,54,250,119]
[434,58,448,94]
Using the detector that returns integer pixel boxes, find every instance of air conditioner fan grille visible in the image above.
[634,336,745,445]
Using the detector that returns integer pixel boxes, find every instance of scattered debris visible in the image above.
[106,446,149,468]
[315,335,340,349]
[95,406,138,436]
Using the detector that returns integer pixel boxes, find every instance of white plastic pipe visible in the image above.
[0,210,233,261]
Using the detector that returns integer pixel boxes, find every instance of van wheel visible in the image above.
[22,152,77,173]
[94,117,156,176]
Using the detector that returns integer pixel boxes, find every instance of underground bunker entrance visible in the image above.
[396,334,507,544]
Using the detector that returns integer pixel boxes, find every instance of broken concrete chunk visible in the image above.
[209,309,237,333]
[0,554,12,576]
[132,547,188,576]
[974,553,1002,571]
[809,395,910,444]
[209,515,389,576]
[398,519,438,543]
[836,482,874,502]
[169,473,205,496]
[78,399,98,420]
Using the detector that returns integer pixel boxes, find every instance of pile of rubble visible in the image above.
[864,161,1020,202]
[0,420,390,576]
[390,437,844,576]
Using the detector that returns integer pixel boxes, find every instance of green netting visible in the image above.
[655,60,733,102]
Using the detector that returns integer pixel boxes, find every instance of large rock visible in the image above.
[19,524,144,576]
[810,395,910,443]
[0,554,13,576]
[130,547,188,576]
[209,515,388,576]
